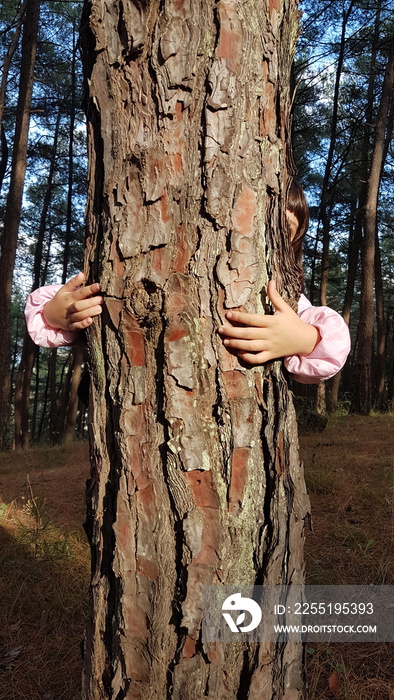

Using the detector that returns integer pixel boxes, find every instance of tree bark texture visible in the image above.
[81,1,310,698]
[0,0,41,448]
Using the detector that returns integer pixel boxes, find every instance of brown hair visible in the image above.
[287,177,309,267]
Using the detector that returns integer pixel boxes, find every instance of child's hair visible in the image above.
[287,177,309,267]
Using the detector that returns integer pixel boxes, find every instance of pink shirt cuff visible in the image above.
[284,302,351,384]
[25,285,80,348]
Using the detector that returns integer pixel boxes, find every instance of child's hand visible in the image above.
[43,272,103,331]
[218,280,320,365]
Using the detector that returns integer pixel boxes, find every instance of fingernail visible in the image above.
[224,339,229,345]
[226,311,233,319]
[218,326,224,333]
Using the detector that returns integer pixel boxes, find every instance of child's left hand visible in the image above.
[218,280,320,365]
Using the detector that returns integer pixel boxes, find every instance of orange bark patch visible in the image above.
[160,192,171,223]
[222,369,249,400]
[217,1,242,73]
[166,324,189,343]
[229,447,250,514]
[183,470,220,509]
[123,313,145,366]
[182,635,197,658]
[164,102,185,184]
[269,0,281,12]
[175,100,183,122]
[151,245,171,282]
[123,405,146,441]
[136,556,159,582]
[124,604,149,641]
[172,223,192,273]
[206,642,225,665]
[135,481,156,512]
[194,508,221,566]
[115,259,125,276]
[232,185,257,236]
[260,61,276,137]
[172,151,183,174]
[113,513,130,551]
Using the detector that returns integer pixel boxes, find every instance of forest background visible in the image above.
[1,0,394,450]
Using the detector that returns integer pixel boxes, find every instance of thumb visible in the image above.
[63,272,85,291]
[267,280,289,313]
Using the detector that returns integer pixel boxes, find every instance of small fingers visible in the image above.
[237,351,269,365]
[68,296,104,315]
[71,282,101,301]
[63,272,85,291]
[222,338,266,352]
[218,324,266,341]
[68,304,103,325]
[225,310,273,327]
[69,317,94,331]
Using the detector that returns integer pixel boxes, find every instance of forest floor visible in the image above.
[0,414,393,699]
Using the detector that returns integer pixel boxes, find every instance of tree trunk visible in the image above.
[315,2,354,417]
[373,83,394,411]
[62,26,77,284]
[13,109,61,449]
[61,347,84,443]
[49,348,59,444]
[31,347,40,444]
[329,4,381,414]
[328,197,355,411]
[374,224,385,410]
[0,0,41,449]
[14,332,36,450]
[0,0,28,192]
[355,33,394,414]
[81,1,310,698]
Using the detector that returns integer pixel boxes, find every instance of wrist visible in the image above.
[299,324,320,356]
[43,300,63,330]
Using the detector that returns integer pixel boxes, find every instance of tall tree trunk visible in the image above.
[14,333,36,450]
[330,4,381,414]
[0,0,41,449]
[81,1,310,698]
[355,33,394,414]
[62,347,84,444]
[49,348,59,444]
[0,0,28,192]
[62,26,77,284]
[13,109,61,449]
[318,1,354,308]
[328,197,359,411]
[373,89,394,411]
[374,225,385,410]
[315,1,354,417]
[31,347,40,444]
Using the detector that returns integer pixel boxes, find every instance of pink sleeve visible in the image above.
[284,299,351,384]
[25,285,80,348]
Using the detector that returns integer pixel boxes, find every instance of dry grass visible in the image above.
[300,414,394,699]
[0,443,90,700]
[0,416,393,699]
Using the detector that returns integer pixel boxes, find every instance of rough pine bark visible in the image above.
[80,1,310,698]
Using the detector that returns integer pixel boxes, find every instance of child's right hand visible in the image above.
[43,272,103,331]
